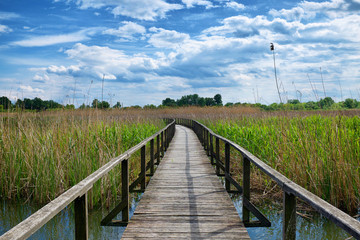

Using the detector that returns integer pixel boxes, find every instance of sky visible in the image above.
[0,0,360,107]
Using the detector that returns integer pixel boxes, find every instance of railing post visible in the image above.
[206,130,210,156]
[150,139,154,176]
[225,142,230,192]
[141,145,146,191]
[243,157,250,223]
[164,129,168,151]
[122,159,129,223]
[75,193,88,240]
[283,192,296,240]
[216,137,220,175]
[210,134,214,165]
[161,132,164,157]
[156,135,160,165]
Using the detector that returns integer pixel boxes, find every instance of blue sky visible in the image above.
[1,0,360,107]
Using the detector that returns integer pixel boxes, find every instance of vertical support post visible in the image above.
[75,193,88,240]
[216,137,220,175]
[283,192,296,240]
[161,132,164,157]
[164,129,168,151]
[206,130,210,156]
[121,159,129,223]
[225,142,230,192]
[141,145,146,191]
[205,130,208,151]
[210,134,214,165]
[202,128,204,144]
[243,156,250,223]
[150,139,154,176]
[156,135,160,165]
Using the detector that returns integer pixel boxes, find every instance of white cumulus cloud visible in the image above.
[226,1,245,10]
[103,21,146,41]
[66,0,183,21]
[182,0,214,9]
[148,27,190,49]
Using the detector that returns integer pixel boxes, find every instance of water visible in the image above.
[0,193,142,240]
[0,193,358,239]
[230,194,355,240]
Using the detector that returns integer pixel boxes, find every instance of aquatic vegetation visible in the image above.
[0,110,165,207]
[203,113,360,213]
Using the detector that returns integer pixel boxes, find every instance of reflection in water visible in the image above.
[230,194,354,240]
[0,193,142,240]
[1,192,358,239]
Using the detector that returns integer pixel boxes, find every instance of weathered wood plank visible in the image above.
[121,125,249,239]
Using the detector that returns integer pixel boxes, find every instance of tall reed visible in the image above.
[203,113,360,213]
[0,109,165,207]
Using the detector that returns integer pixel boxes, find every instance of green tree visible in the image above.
[319,97,335,109]
[92,99,99,108]
[214,94,222,106]
[113,102,122,108]
[343,98,357,109]
[101,101,110,109]
[287,99,300,104]
[162,98,177,107]
[65,104,75,109]
[0,96,12,109]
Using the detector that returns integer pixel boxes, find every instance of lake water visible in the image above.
[1,192,357,239]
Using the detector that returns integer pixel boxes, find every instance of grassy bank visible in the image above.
[0,109,165,208]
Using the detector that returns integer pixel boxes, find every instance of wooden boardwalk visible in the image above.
[121,125,250,239]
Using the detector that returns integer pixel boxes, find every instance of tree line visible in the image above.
[0,96,121,111]
[162,94,223,107]
[1,95,360,112]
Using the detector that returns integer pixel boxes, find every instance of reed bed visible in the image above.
[1,106,359,214]
[201,112,360,214]
[0,109,165,208]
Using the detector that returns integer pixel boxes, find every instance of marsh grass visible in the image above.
[203,112,360,213]
[1,106,359,214]
[0,109,165,208]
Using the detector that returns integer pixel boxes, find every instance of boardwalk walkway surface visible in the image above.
[121,125,250,239]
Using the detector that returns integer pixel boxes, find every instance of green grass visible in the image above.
[0,110,165,208]
[203,114,360,213]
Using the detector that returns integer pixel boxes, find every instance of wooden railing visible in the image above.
[0,119,176,240]
[176,118,360,240]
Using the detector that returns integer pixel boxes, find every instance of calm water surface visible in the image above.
[0,193,358,239]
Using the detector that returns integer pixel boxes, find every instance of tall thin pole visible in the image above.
[320,67,327,98]
[101,74,105,104]
[270,43,282,104]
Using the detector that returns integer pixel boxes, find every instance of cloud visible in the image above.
[0,24,12,34]
[182,0,215,9]
[0,11,21,20]
[148,27,190,49]
[202,15,301,38]
[33,74,50,83]
[226,1,245,11]
[46,43,159,83]
[12,28,101,47]
[269,7,308,21]
[66,0,183,21]
[20,85,44,93]
[103,21,146,41]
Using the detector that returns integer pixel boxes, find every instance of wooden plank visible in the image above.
[121,125,249,239]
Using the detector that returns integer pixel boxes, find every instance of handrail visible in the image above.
[176,118,360,240]
[0,119,176,240]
